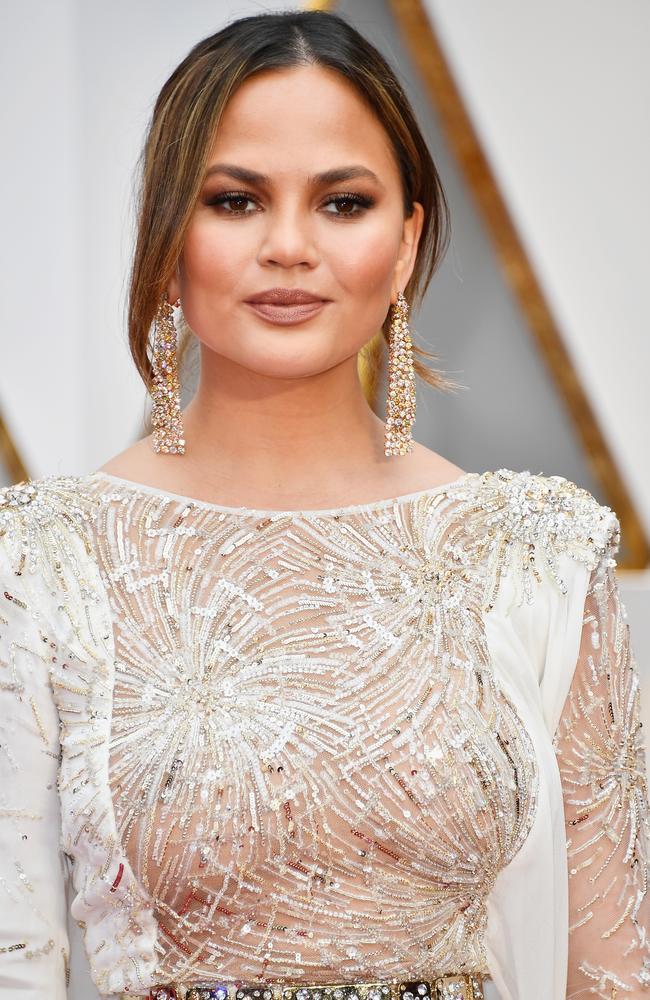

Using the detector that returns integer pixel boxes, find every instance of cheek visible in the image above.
[180,216,248,289]
[328,224,400,296]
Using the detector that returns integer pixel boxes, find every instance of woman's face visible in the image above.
[168,64,424,380]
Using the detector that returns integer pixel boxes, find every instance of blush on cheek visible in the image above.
[335,232,398,298]
[183,218,255,298]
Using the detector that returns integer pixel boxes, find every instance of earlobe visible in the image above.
[166,261,182,304]
[167,278,180,304]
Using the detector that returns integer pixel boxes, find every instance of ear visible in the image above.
[391,201,425,302]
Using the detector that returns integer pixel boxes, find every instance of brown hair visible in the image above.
[127,8,459,410]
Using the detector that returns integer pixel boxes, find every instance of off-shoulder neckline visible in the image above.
[86,469,479,518]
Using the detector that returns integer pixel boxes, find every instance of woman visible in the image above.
[0,10,648,1000]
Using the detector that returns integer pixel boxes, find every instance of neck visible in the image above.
[178,349,389,503]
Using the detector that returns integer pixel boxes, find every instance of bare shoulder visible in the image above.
[397,441,467,490]
[96,435,158,479]
[95,434,191,494]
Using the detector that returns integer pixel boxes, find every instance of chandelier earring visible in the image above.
[150,291,186,455]
[384,290,416,457]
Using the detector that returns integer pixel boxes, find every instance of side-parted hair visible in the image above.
[127,9,458,404]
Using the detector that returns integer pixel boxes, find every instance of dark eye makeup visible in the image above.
[203,190,375,218]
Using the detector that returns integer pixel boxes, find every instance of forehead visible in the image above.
[208,64,398,181]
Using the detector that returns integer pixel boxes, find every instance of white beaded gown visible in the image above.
[1,467,649,1000]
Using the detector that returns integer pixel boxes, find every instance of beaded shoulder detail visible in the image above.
[452,467,621,610]
[0,474,100,586]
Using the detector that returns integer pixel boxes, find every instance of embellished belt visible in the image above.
[139,975,485,1000]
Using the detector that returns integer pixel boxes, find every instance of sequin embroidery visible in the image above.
[1,467,648,999]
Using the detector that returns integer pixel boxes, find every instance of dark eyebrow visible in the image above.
[203,162,384,189]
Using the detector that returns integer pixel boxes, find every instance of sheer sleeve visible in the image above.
[0,520,70,997]
[553,532,650,997]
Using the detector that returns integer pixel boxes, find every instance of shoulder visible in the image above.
[449,467,620,609]
[0,473,100,585]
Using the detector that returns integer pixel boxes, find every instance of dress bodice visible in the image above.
[1,467,648,1000]
[88,470,536,986]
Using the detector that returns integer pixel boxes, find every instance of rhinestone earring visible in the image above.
[150,292,186,455]
[384,290,416,457]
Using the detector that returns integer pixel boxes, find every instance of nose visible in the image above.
[257,201,320,269]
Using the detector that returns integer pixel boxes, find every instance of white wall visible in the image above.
[1,0,83,476]
[424,0,650,527]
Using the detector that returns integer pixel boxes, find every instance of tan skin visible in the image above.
[99,64,465,509]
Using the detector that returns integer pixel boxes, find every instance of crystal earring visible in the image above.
[150,292,186,455]
[384,290,416,457]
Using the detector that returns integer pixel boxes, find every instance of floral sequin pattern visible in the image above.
[554,533,650,997]
[449,467,621,610]
[0,475,97,582]
[85,475,540,989]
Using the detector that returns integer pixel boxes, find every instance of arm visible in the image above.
[0,534,70,997]
[553,537,650,997]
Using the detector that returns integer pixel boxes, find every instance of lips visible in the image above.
[245,299,328,326]
[245,288,327,306]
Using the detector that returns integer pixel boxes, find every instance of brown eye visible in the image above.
[323,193,374,217]
[206,191,257,214]
[224,195,250,213]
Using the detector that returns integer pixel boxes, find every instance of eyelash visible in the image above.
[205,190,375,218]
